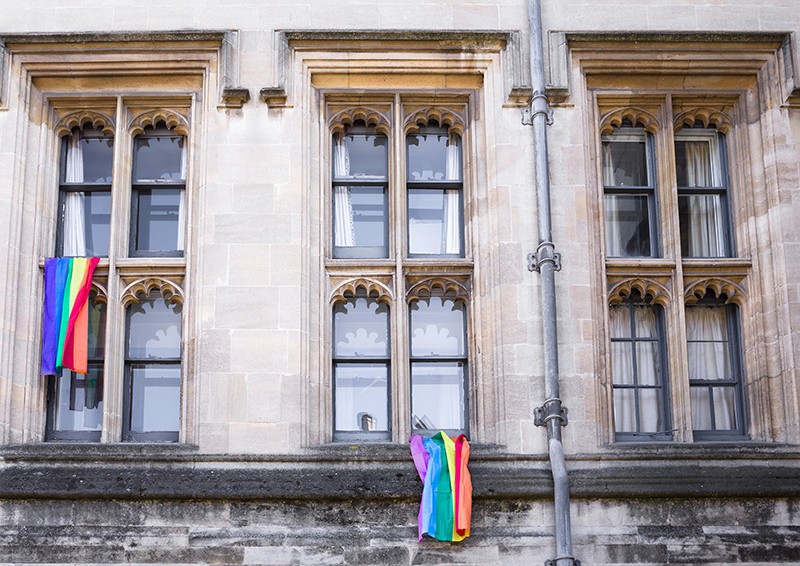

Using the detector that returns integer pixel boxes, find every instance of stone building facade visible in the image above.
[0,1,799,564]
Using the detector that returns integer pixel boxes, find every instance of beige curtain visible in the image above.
[683,140,726,257]
[610,304,661,434]
[686,305,735,430]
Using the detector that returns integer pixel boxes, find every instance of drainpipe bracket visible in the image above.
[527,249,562,272]
[521,104,553,126]
[545,559,581,566]
[534,401,568,427]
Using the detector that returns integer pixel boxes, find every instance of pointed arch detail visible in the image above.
[55,110,115,137]
[121,277,184,307]
[599,108,659,135]
[129,109,190,136]
[330,278,393,305]
[406,277,469,303]
[684,277,746,305]
[404,107,465,137]
[329,107,391,136]
[608,277,671,307]
[674,108,733,134]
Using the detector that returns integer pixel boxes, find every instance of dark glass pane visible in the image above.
[332,186,387,255]
[602,139,648,187]
[129,364,181,433]
[87,295,106,359]
[408,189,461,255]
[678,194,728,257]
[334,363,389,432]
[134,135,184,182]
[333,297,389,357]
[333,134,387,180]
[60,191,111,257]
[62,132,114,184]
[54,365,103,432]
[407,131,461,182]
[410,297,466,357]
[135,189,182,252]
[411,361,465,430]
[127,296,182,359]
[604,194,651,257]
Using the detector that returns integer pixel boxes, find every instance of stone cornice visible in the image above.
[2,444,799,501]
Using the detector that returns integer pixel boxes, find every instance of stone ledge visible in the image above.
[1,444,799,502]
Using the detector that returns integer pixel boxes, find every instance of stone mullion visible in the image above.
[393,94,410,443]
[101,97,127,443]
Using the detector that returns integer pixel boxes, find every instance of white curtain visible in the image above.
[603,144,625,257]
[610,304,661,434]
[177,138,187,252]
[686,306,734,430]
[63,132,87,257]
[443,135,462,254]
[333,133,355,247]
[683,141,726,257]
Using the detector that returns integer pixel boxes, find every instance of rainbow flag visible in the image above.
[410,432,472,542]
[41,257,100,375]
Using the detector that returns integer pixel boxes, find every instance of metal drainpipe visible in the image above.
[524,0,579,565]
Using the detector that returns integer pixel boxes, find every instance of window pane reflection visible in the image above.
[127,296,182,359]
[410,297,465,357]
[135,189,183,253]
[408,189,461,255]
[602,138,649,187]
[54,366,103,432]
[134,134,185,182]
[407,130,461,182]
[411,362,465,430]
[129,364,181,433]
[334,297,389,357]
[333,134,387,180]
[334,363,389,432]
[604,194,651,257]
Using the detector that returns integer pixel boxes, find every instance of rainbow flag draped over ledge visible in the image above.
[410,432,473,542]
[41,257,100,376]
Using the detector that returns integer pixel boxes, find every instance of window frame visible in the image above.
[331,292,392,442]
[121,292,183,443]
[674,127,735,259]
[686,297,749,441]
[129,124,186,259]
[408,294,469,437]
[55,126,114,258]
[609,293,672,442]
[601,125,660,258]
[325,98,473,444]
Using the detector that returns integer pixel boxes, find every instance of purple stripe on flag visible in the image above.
[40,258,58,375]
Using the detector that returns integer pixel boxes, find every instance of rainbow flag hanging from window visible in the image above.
[41,257,100,376]
[410,432,473,542]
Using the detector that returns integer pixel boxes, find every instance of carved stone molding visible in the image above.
[599,108,659,135]
[684,277,746,305]
[128,109,189,137]
[260,87,288,108]
[329,107,391,136]
[220,88,250,109]
[608,277,671,307]
[55,110,115,137]
[406,277,469,303]
[121,277,184,307]
[330,278,393,305]
[673,108,733,134]
[90,281,108,306]
[404,107,465,137]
